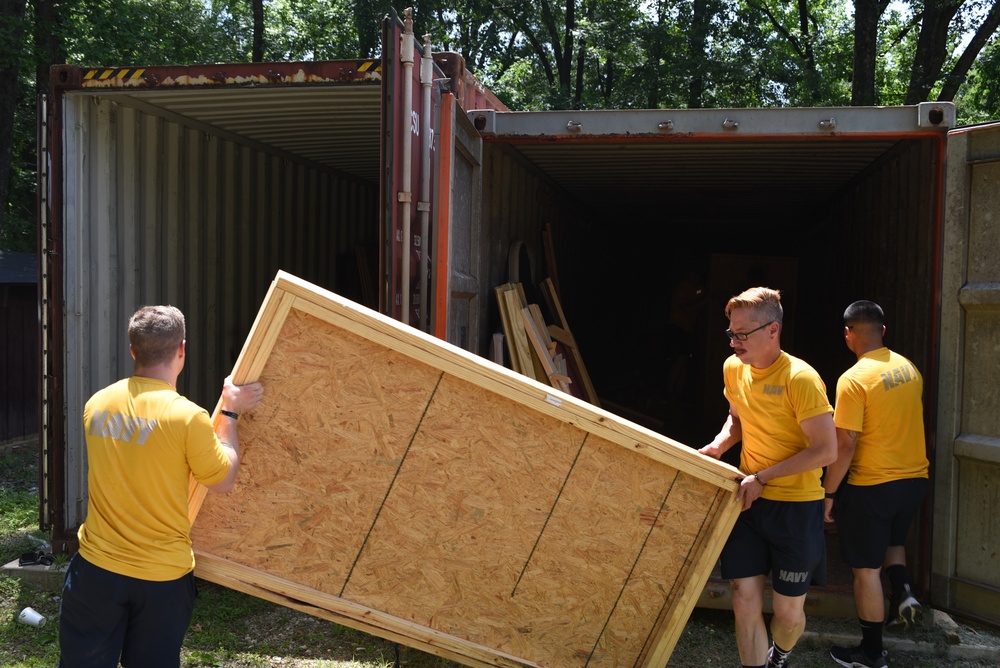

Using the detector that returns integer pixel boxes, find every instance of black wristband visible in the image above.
[220,409,239,420]
[825,492,836,499]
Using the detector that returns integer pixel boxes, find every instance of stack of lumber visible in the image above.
[189,271,742,668]
[495,278,599,406]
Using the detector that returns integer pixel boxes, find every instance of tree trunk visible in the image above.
[687,0,709,108]
[574,36,585,109]
[851,0,885,105]
[34,0,66,92]
[352,0,382,58]
[538,0,575,103]
[252,0,265,62]
[938,0,1000,101]
[796,0,820,101]
[0,0,28,240]
[563,0,575,100]
[905,0,963,104]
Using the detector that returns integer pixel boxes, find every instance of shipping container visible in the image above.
[38,10,1000,628]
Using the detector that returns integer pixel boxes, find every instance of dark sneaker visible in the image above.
[886,584,922,631]
[766,646,790,668]
[830,645,888,668]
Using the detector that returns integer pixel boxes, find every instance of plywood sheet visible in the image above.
[190,271,742,668]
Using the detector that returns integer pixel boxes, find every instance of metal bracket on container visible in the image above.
[469,109,496,133]
[917,101,956,128]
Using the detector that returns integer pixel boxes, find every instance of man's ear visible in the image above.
[179,339,186,358]
[129,344,137,361]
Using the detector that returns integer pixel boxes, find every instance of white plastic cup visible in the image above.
[17,606,46,627]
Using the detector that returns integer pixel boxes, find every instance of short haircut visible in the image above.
[129,305,185,367]
[844,300,884,332]
[725,286,783,326]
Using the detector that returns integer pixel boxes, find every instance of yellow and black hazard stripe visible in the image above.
[83,68,147,83]
[356,60,381,74]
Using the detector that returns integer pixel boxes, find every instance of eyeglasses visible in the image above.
[725,321,775,341]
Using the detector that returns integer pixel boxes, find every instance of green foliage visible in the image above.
[0,443,41,565]
[64,0,249,65]
[262,0,360,61]
[0,489,36,537]
[3,0,1000,253]
[954,36,1000,123]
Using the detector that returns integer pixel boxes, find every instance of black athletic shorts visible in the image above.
[58,552,197,668]
[720,497,827,597]
[834,477,928,569]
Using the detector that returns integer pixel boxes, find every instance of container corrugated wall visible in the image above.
[55,92,378,532]
[830,139,940,375]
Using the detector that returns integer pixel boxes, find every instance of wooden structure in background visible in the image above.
[539,278,600,406]
[189,271,742,668]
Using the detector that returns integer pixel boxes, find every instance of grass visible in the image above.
[3,437,999,667]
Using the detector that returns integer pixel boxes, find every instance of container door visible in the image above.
[431,93,483,353]
[380,9,428,328]
[933,121,1000,624]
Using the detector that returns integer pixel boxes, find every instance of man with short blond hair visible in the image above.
[700,287,837,668]
[59,305,264,668]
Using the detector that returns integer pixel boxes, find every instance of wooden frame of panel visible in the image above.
[189,270,742,668]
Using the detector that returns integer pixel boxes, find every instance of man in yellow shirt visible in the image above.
[700,287,837,668]
[825,301,930,668]
[58,305,264,668]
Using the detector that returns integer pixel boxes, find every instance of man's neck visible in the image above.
[752,348,782,370]
[133,364,179,387]
[853,339,884,359]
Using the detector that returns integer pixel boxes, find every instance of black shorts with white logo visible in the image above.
[720,497,827,597]
[834,477,928,569]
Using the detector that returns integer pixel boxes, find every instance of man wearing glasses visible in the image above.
[699,286,837,668]
[824,300,929,668]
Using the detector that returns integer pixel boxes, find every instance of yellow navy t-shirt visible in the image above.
[724,352,833,502]
[834,347,929,486]
[79,376,231,581]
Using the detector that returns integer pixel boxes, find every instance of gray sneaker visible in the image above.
[830,645,889,668]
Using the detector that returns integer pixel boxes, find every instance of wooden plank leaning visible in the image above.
[539,278,600,406]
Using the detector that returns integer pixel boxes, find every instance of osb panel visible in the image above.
[191,306,439,591]
[191,271,741,668]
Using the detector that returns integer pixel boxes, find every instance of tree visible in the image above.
[0,0,28,246]
[253,0,264,61]
[6,0,1000,251]
[929,0,1000,101]
[852,0,891,104]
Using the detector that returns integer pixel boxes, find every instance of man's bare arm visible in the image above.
[700,403,742,460]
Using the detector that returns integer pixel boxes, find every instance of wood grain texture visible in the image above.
[190,271,742,668]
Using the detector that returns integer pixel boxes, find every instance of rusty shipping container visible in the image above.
[37,9,1000,635]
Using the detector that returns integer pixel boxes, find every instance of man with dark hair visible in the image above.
[826,300,929,668]
[58,305,264,668]
[700,287,837,668]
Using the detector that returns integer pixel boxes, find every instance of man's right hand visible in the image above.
[220,375,264,416]
[698,444,723,459]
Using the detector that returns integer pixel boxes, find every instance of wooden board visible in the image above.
[189,270,742,668]
[540,278,600,406]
